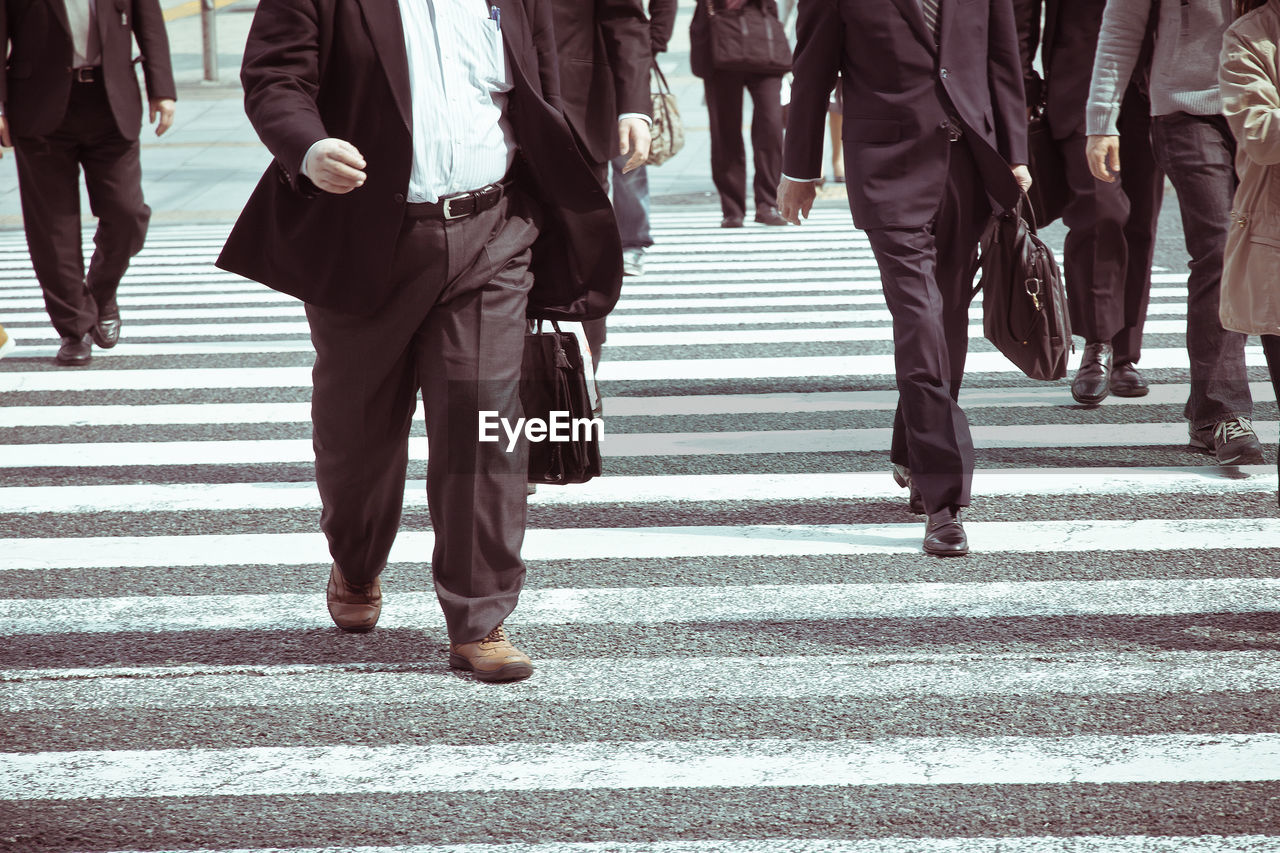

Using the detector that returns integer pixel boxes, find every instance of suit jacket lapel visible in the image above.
[47,0,73,42]
[491,0,532,93]
[354,0,412,130]
[889,0,937,54]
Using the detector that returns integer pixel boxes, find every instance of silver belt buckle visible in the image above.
[441,192,470,220]
[74,67,95,83]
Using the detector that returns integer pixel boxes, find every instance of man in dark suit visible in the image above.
[1016,0,1162,405]
[691,0,790,228]
[217,0,621,682]
[550,0,652,368]
[779,0,1029,556]
[0,0,176,366]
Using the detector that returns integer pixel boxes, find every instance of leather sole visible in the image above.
[923,542,969,557]
[1070,386,1109,406]
[1109,383,1149,398]
[449,653,534,682]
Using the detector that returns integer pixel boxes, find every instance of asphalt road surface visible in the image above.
[0,203,1278,852]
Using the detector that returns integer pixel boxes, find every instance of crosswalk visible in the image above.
[0,207,1278,852]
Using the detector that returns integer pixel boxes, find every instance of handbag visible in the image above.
[521,321,602,484]
[1025,106,1069,227]
[973,194,1073,381]
[646,64,685,166]
[706,0,792,76]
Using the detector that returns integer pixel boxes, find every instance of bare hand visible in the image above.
[1011,164,1032,193]
[618,117,651,173]
[149,98,176,136]
[1086,134,1121,183]
[0,115,10,157]
[778,177,817,225]
[303,138,367,194]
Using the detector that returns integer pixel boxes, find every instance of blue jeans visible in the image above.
[1150,112,1253,428]
[610,154,653,251]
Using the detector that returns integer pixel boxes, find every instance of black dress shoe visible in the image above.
[720,216,744,228]
[54,334,93,366]
[91,300,121,349]
[1071,341,1113,405]
[754,206,790,226]
[923,508,968,557]
[892,463,925,514]
[1109,361,1149,397]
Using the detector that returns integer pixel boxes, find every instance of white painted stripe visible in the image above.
[5,383,1271,428]
[2,466,1271,514]
[0,300,1200,338]
[0,319,1210,361]
[2,571,1279,633]
[0,345,1262,392]
[2,733,1276,800]
[3,422,1275,468]
[0,287,1197,326]
[5,652,1278,711]
[58,837,1280,853]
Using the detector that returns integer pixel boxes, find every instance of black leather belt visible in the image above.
[72,66,100,83]
[405,179,510,220]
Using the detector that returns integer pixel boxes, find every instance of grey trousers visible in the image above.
[305,190,539,643]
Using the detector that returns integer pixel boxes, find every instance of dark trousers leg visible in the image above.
[81,121,149,308]
[12,82,148,339]
[1060,131,1130,344]
[704,73,748,220]
[872,145,989,515]
[1150,112,1252,428]
[306,193,537,643]
[1113,86,1162,366]
[1264,335,1280,504]
[745,73,783,210]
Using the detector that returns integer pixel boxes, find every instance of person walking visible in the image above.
[1219,0,1280,502]
[549,0,652,369]
[1087,0,1263,464]
[610,0,677,279]
[1015,0,1163,405]
[691,0,790,228]
[216,0,621,682]
[0,0,176,366]
[779,0,1030,556]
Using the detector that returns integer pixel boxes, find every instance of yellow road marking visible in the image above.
[163,0,245,23]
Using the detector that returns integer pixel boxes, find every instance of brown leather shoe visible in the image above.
[325,563,381,632]
[450,623,533,682]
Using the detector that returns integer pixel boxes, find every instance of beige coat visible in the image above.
[1221,1,1280,336]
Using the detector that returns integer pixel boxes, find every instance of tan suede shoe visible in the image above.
[449,623,533,682]
[325,563,381,632]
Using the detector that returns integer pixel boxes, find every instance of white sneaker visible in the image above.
[622,248,644,276]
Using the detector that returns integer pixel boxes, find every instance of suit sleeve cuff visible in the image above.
[782,173,823,182]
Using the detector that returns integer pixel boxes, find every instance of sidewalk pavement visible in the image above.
[0,0,845,230]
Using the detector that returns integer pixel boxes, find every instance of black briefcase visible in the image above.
[521,321,602,485]
[974,195,1072,381]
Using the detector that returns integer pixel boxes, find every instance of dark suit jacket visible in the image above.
[216,0,622,322]
[0,0,175,139]
[689,0,782,79]
[648,0,677,54]
[1014,0,1104,139]
[783,0,1027,230]
[550,0,651,166]
[1014,0,1153,140]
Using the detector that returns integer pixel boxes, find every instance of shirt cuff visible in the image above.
[300,139,326,180]
[782,174,823,182]
[619,113,652,125]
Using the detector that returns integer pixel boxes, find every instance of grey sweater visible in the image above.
[1087,0,1232,135]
